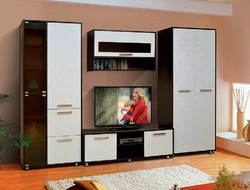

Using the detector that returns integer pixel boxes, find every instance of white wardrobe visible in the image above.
[158,27,216,154]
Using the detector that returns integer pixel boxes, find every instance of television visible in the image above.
[94,86,152,129]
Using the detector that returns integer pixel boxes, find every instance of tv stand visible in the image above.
[82,125,173,166]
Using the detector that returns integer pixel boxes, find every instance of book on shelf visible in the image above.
[94,58,128,70]
[94,58,100,70]
[120,59,129,70]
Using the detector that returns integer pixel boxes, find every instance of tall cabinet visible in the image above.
[20,20,82,170]
[158,27,216,154]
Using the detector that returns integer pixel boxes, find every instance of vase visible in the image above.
[237,112,245,139]
[26,122,40,140]
[242,120,250,141]
[28,77,39,91]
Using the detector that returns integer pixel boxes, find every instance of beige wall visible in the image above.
[0,0,247,163]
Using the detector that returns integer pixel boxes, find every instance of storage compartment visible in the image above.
[48,135,81,164]
[144,130,173,157]
[48,109,81,136]
[117,131,144,159]
[87,29,156,71]
[84,134,117,162]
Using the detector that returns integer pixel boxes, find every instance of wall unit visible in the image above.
[158,27,216,154]
[87,29,156,71]
[82,126,173,166]
[20,20,82,170]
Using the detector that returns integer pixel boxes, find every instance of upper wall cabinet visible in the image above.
[87,29,156,71]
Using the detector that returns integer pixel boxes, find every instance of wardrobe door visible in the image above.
[194,29,216,151]
[173,29,195,153]
[47,22,81,110]
[47,22,82,165]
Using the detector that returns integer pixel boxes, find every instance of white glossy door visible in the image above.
[48,136,81,164]
[85,134,117,162]
[47,22,81,109]
[46,22,82,165]
[48,109,81,136]
[194,29,216,150]
[94,30,155,57]
[144,130,173,157]
[173,29,195,153]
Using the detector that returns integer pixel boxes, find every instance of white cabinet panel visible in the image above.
[94,30,155,57]
[48,135,81,164]
[173,29,195,91]
[172,28,216,154]
[194,29,216,151]
[173,28,196,153]
[48,109,81,137]
[174,91,196,153]
[144,130,173,157]
[47,22,81,109]
[195,30,216,90]
[195,91,215,150]
[85,134,117,162]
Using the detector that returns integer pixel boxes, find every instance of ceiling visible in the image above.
[191,0,247,4]
[48,0,249,16]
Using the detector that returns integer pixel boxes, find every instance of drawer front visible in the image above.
[94,31,155,57]
[144,130,173,157]
[48,135,81,164]
[85,133,117,162]
[48,109,81,137]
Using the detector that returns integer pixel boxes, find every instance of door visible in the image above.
[173,28,196,153]
[47,22,81,109]
[194,29,216,151]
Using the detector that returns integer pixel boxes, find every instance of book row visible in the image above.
[94,58,129,70]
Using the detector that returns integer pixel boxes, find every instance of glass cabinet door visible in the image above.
[22,21,47,167]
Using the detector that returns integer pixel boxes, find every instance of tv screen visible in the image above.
[94,86,152,129]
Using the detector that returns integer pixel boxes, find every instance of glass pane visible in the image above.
[24,70,46,93]
[24,94,47,166]
[99,42,151,53]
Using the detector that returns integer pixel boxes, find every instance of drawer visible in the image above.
[144,130,173,157]
[85,133,117,162]
[94,30,155,57]
[48,109,81,136]
[48,135,81,164]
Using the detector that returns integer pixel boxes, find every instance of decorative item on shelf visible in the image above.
[242,120,250,141]
[26,122,40,140]
[28,77,39,91]
[232,88,250,139]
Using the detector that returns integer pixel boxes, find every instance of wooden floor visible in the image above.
[1,148,250,190]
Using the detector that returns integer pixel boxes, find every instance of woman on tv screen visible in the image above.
[122,88,149,125]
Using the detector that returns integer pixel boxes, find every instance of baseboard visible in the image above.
[216,132,250,158]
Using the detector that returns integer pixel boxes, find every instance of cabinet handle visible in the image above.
[57,111,72,115]
[25,92,29,97]
[57,138,72,143]
[57,104,73,107]
[119,53,133,57]
[42,91,46,93]
[200,89,212,92]
[179,90,191,93]
[94,137,109,140]
[153,133,166,136]
[42,94,46,97]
